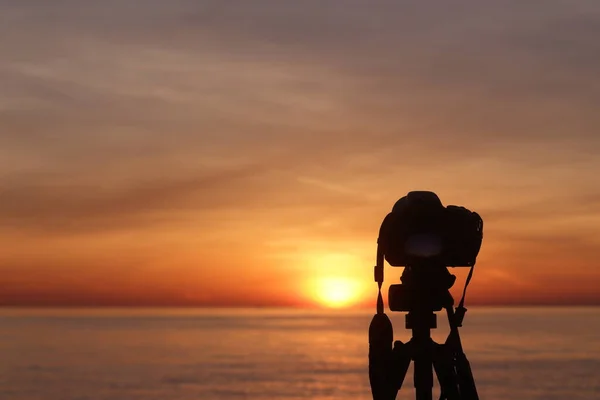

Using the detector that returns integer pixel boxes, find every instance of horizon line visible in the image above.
[2,303,599,309]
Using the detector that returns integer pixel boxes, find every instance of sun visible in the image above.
[311,277,363,308]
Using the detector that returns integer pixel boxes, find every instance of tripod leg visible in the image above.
[454,351,479,400]
[391,339,412,394]
[413,339,434,400]
[432,343,460,400]
[444,307,479,400]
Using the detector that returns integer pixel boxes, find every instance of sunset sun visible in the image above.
[312,277,364,308]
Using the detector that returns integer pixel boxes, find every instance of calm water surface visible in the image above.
[0,307,598,399]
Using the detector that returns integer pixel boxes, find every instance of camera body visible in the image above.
[377,191,483,268]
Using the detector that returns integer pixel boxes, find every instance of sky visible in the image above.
[1,0,599,307]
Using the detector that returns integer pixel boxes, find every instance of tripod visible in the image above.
[369,268,479,400]
[391,306,478,400]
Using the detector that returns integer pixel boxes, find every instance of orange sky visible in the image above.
[1,1,599,307]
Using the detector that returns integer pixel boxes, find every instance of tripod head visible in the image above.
[389,264,455,312]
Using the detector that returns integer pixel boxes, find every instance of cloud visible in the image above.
[0,165,269,233]
[1,1,599,304]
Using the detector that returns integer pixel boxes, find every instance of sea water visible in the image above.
[0,307,598,400]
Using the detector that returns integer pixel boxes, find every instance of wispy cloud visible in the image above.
[0,0,599,305]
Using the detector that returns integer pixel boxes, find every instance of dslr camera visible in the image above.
[377,191,483,312]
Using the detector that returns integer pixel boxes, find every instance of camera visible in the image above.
[377,191,483,268]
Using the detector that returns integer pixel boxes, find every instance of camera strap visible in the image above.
[374,242,385,314]
[455,263,475,326]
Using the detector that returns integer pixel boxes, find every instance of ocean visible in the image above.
[0,307,598,400]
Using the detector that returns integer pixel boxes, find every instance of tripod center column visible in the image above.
[409,310,435,400]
